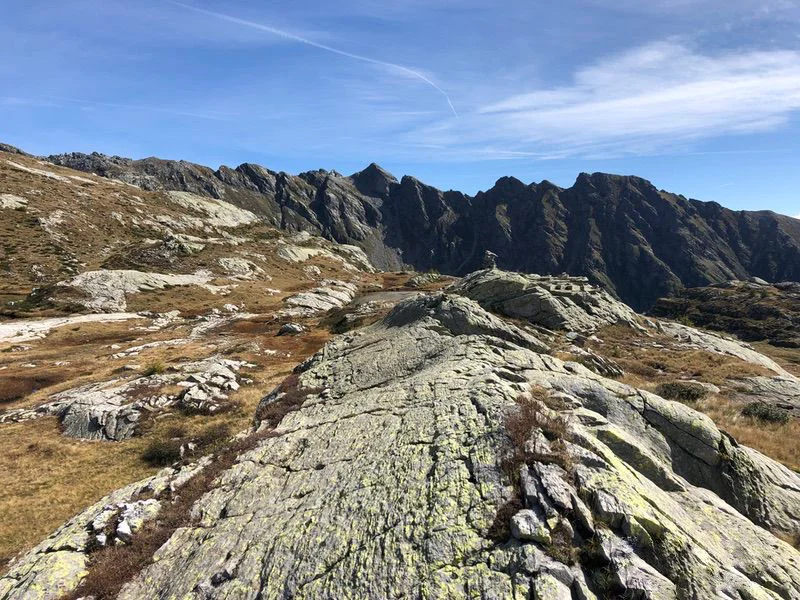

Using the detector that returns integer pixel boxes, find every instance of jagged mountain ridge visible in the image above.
[45,148,800,310]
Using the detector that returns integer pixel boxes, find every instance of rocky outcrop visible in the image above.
[45,150,800,310]
[734,376,800,416]
[451,269,640,333]
[2,293,790,599]
[656,321,788,375]
[0,460,209,600]
[49,269,233,312]
[0,194,27,210]
[280,280,359,317]
[0,358,252,440]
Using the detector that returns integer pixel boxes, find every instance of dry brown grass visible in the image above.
[752,342,800,377]
[588,325,800,472]
[254,372,324,428]
[695,395,800,472]
[592,325,773,387]
[0,419,157,569]
[0,373,68,404]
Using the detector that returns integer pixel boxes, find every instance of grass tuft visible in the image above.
[142,361,166,377]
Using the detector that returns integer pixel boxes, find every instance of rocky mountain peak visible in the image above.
[490,175,530,194]
[349,162,398,198]
[22,143,800,309]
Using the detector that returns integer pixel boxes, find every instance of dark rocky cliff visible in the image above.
[47,151,800,310]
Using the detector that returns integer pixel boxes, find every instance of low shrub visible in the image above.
[545,520,579,565]
[140,438,182,467]
[486,498,523,543]
[741,402,790,424]
[140,423,233,467]
[504,389,571,477]
[196,423,231,450]
[254,373,324,428]
[142,361,166,377]
[655,382,708,404]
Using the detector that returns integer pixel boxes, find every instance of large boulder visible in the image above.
[451,269,640,333]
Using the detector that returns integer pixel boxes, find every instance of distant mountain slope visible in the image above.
[652,279,800,348]
[47,150,800,310]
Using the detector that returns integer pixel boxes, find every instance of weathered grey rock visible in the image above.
[216,256,266,280]
[6,293,800,600]
[280,280,358,317]
[277,322,306,336]
[510,510,551,543]
[406,272,442,288]
[734,375,800,415]
[566,346,624,378]
[51,269,232,312]
[0,460,209,600]
[0,194,28,210]
[381,293,549,353]
[451,269,640,333]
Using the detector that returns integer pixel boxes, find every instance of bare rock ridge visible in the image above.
[4,270,800,599]
[45,150,800,310]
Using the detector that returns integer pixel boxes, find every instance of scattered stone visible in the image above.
[0,193,28,210]
[277,323,305,336]
[510,509,551,543]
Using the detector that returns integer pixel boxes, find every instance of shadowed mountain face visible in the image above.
[47,150,800,310]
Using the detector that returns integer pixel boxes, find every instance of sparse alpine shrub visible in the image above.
[142,361,166,377]
[254,372,324,428]
[140,437,182,467]
[741,402,790,424]
[503,388,572,481]
[655,381,708,404]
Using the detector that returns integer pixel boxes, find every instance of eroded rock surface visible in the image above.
[85,294,800,599]
[280,280,359,317]
[51,269,232,312]
[451,268,640,333]
[0,358,252,440]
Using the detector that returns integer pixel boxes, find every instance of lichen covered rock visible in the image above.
[4,293,800,599]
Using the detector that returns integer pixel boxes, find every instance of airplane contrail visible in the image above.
[166,1,458,118]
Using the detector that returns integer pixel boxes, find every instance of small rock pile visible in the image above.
[0,358,253,440]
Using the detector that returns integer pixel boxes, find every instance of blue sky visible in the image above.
[1,0,799,217]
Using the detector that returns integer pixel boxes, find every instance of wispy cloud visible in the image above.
[166,1,458,117]
[412,41,800,159]
[2,95,237,121]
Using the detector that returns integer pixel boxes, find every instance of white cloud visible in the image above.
[794,213,800,219]
[412,41,800,159]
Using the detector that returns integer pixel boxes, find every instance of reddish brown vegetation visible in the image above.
[254,372,324,428]
[64,427,275,600]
